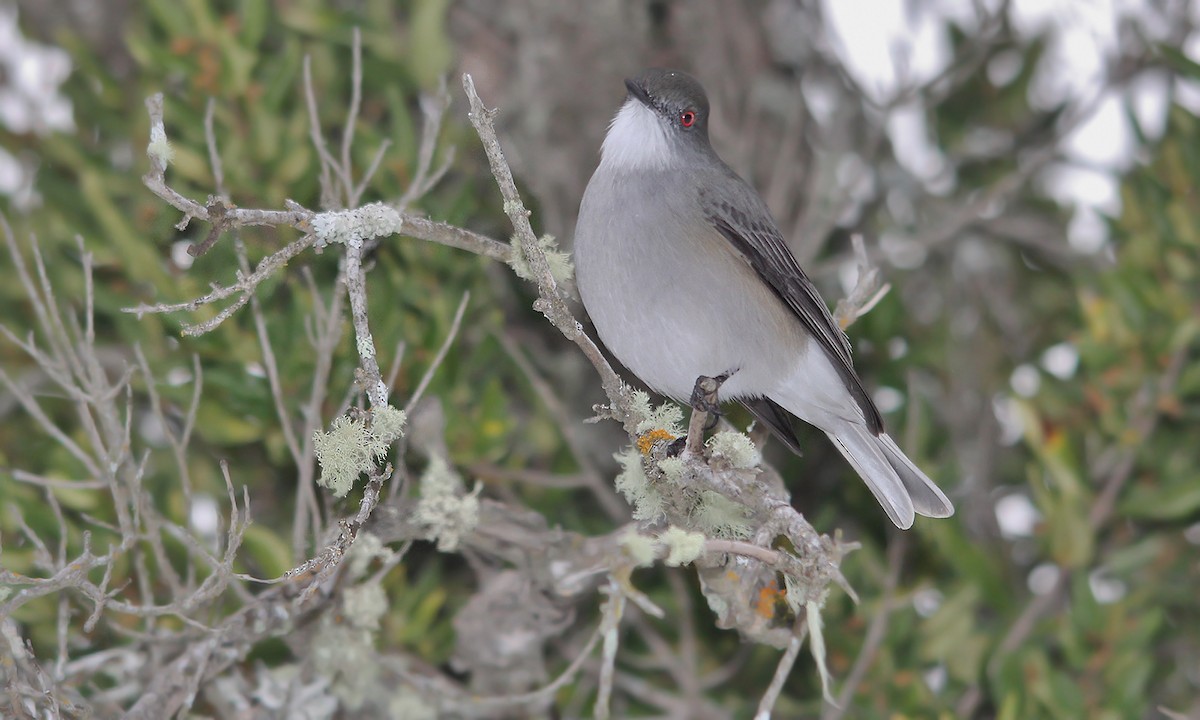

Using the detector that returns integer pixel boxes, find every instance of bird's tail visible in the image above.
[826,424,954,529]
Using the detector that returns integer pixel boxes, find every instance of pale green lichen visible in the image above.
[629,390,684,436]
[414,457,481,551]
[371,405,408,445]
[311,615,377,711]
[509,233,574,285]
[346,532,394,580]
[310,202,404,248]
[356,333,375,358]
[312,417,386,497]
[311,406,407,497]
[656,455,687,484]
[692,490,753,539]
[388,688,438,720]
[343,581,388,631]
[660,526,706,567]
[147,126,174,166]
[618,527,658,567]
[783,567,828,614]
[807,599,836,704]
[614,447,665,521]
[707,431,761,469]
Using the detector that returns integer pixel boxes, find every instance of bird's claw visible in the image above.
[689,372,729,416]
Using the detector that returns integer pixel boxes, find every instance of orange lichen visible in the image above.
[636,429,676,455]
[755,580,786,620]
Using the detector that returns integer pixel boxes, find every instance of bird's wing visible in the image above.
[739,397,805,455]
[701,182,885,435]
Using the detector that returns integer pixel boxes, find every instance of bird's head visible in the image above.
[600,68,713,171]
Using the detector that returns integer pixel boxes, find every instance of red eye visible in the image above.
[680,110,696,128]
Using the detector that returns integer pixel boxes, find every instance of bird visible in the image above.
[573,68,953,528]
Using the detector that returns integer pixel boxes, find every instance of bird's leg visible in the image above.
[681,371,731,455]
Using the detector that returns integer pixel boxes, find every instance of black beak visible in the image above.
[624,78,652,106]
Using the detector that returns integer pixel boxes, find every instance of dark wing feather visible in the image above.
[701,181,885,435]
[740,397,805,455]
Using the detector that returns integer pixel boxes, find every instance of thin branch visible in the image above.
[594,578,627,720]
[455,623,605,711]
[493,330,628,521]
[404,291,470,414]
[460,73,632,431]
[823,533,909,719]
[302,55,342,207]
[401,215,511,261]
[340,28,364,205]
[755,616,810,720]
[204,97,226,197]
[144,95,312,251]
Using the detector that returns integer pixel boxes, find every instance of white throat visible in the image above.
[600,99,676,171]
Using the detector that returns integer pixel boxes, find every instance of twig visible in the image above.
[340,28,363,203]
[755,615,810,719]
[204,98,226,197]
[456,624,606,711]
[594,577,627,720]
[834,235,888,330]
[402,215,512,261]
[823,532,909,719]
[704,539,786,566]
[460,73,632,432]
[122,231,316,330]
[404,291,471,414]
[493,330,628,521]
[396,81,454,209]
[302,55,343,207]
[144,95,313,242]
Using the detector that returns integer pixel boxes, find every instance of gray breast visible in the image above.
[574,167,804,402]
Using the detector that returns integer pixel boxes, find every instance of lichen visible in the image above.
[310,202,404,248]
[692,490,752,539]
[343,581,388,631]
[660,526,706,567]
[414,457,481,551]
[707,431,761,469]
[628,391,684,437]
[614,447,665,522]
[311,406,406,497]
[618,527,658,567]
[509,233,574,285]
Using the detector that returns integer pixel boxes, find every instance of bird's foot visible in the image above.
[683,372,732,455]
[688,372,729,415]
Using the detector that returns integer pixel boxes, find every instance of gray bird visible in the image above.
[573,68,953,528]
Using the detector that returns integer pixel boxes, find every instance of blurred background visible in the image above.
[1,0,1198,718]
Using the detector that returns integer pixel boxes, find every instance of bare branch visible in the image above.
[404,290,470,414]
[755,616,810,720]
[461,73,632,431]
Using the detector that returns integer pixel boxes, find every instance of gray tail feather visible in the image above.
[828,426,954,529]
[877,433,954,519]
[828,426,915,529]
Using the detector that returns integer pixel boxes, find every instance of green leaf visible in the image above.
[1120,480,1200,520]
[240,525,292,578]
[407,0,452,89]
[240,0,269,47]
[1157,43,1200,80]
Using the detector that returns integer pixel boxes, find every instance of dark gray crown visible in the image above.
[624,68,711,138]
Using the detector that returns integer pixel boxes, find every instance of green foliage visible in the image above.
[0,0,567,697]
[811,106,1200,718]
